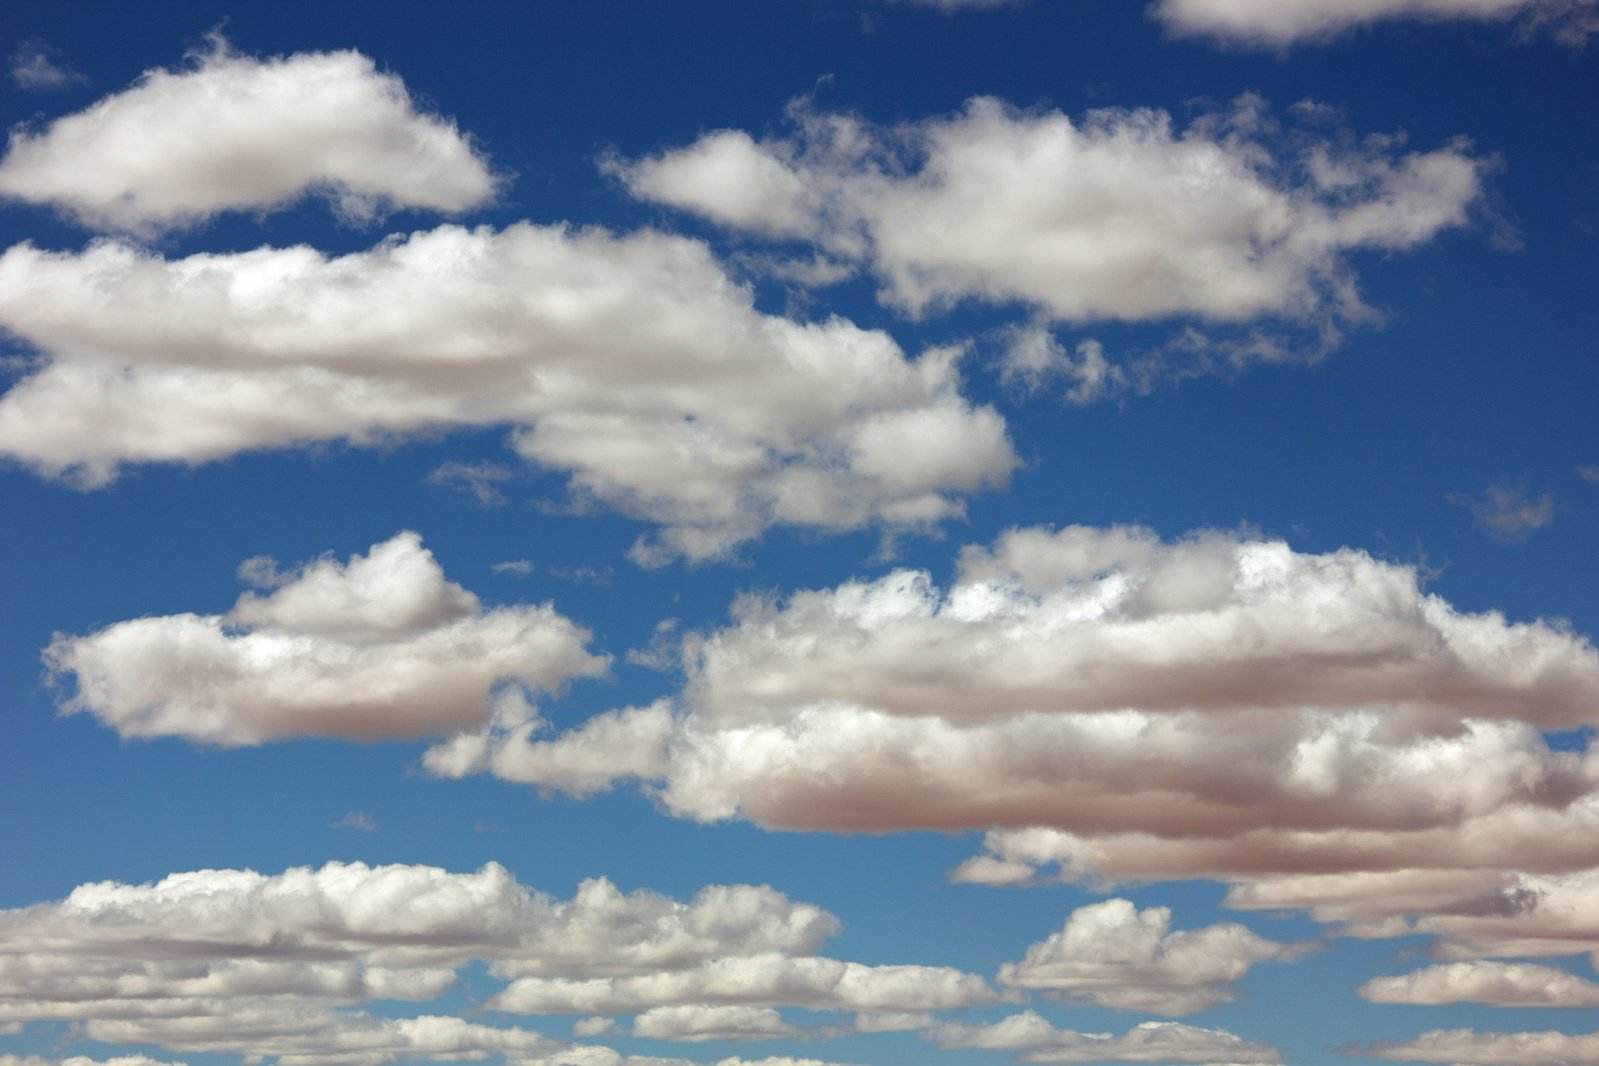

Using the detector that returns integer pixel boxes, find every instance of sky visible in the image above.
[0,1,1597,1065]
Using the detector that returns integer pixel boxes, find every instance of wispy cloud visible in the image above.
[1452,482,1556,540]
[9,41,84,90]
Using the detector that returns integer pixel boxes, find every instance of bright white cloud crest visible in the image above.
[0,224,1014,562]
[0,40,497,231]
[46,532,607,744]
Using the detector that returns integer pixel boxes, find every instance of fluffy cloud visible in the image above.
[0,224,1013,562]
[491,954,998,1016]
[45,532,607,744]
[930,1012,1281,1064]
[1359,961,1599,1007]
[429,524,1599,960]
[0,40,495,231]
[630,1005,798,1042]
[997,899,1297,1015]
[0,859,997,1061]
[78,1010,570,1066]
[1151,0,1597,47]
[615,97,1485,327]
[1365,1028,1599,1064]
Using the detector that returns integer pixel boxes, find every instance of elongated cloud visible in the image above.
[997,899,1297,1015]
[45,532,607,744]
[1359,961,1599,1007]
[615,97,1485,326]
[1153,0,1597,47]
[0,40,496,231]
[428,524,1599,959]
[0,224,1013,561]
[931,1012,1281,1064]
[491,954,998,1015]
[1365,1027,1599,1064]
[0,860,993,1061]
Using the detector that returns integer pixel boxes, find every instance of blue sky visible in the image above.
[1,2,1598,1065]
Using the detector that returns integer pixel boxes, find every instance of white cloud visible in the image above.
[0,39,496,231]
[930,1012,1281,1064]
[0,223,1014,562]
[1359,961,1599,1007]
[1366,1027,1599,1064]
[0,859,1001,1063]
[491,953,998,1015]
[430,524,1599,961]
[1152,0,1597,47]
[0,860,840,1039]
[78,1009,573,1066]
[997,899,1298,1015]
[45,532,607,745]
[615,97,1485,327]
[998,328,1125,406]
[631,1005,798,1042]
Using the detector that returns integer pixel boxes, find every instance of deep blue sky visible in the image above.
[1,3,1597,1066]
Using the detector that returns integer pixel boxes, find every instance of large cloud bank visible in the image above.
[428,524,1599,972]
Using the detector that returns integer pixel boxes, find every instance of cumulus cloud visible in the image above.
[491,954,998,1016]
[930,1012,1281,1063]
[0,223,1014,562]
[0,39,496,231]
[997,899,1298,1015]
[45,532,607,745]
[79,1010,573,1066]
[429,524,1599,961]
[1364,1027,1599,1064]
[631,1005,798,1042]
[0,859,996,1062]
[1359,961,1599,1007]
[1152,0,1598,47]
[614,96,1486,329]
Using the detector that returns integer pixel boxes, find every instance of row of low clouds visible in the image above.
[0,42,1494,560]
[0,858,1296,1063]
[40,526,1599,1058]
